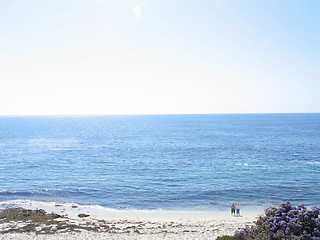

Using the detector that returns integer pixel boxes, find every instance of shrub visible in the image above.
[234,202,320,240]
[216,236,236,240]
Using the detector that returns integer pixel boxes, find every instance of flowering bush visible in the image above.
[235,202,320,240]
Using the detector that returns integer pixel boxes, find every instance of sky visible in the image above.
[0,0,319,115]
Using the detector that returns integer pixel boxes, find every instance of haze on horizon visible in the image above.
[0,0,319,115]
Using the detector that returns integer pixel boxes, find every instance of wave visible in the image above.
[235,163,267,167]
[0,199,118,213]
[306,161,320,165]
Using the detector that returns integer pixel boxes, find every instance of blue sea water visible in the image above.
[0,114,319,211]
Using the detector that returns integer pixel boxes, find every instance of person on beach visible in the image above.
[236,203,240,216]
[231,202,236,215]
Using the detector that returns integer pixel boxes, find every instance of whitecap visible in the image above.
[236,163,249,166]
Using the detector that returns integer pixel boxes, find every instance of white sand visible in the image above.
[0,200,263,240]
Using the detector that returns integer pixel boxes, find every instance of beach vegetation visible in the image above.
[216,236,236,240]
[221,202,320,240]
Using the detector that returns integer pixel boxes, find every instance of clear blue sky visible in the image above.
[0,0,319,115]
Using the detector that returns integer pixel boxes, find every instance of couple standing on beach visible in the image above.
[231,202,240,216]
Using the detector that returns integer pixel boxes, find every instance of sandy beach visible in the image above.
[0,201,261,240]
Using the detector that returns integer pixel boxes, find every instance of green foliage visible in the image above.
[216,236,236,240]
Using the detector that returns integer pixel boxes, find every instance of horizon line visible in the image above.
[0,112,319,117]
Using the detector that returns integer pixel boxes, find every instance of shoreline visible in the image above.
[0,200,263,240]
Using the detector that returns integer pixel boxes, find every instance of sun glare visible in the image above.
[132,5,142,21]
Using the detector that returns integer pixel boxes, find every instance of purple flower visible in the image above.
[280,220,287,229]
[235,202,320,240]
[313,229,320,237]
[270,226,278,233]
[315,218,320,229]
[311,206,320,217]
[293,223,302,234]
[285,227,291,235]
[299,213,305,221]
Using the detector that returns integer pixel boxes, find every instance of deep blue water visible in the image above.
[0,114,319,210]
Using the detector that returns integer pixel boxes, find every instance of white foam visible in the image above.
[306,161,320,165]
[236,163,249,166]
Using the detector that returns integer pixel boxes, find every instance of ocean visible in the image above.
[0,114,319,212]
